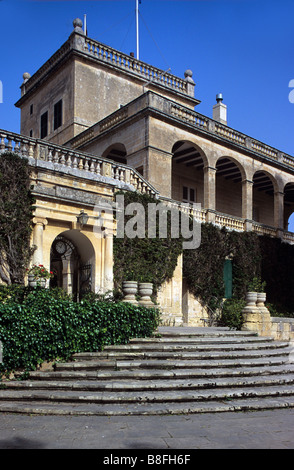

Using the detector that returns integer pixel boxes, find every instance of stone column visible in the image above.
[104,230,114,293]
[32,217,48,266]
[274,190,284,235]
[242,179,253,231]
[203,165,216,223]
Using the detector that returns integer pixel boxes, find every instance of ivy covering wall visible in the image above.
[113,191,183,296]
[0,152,35,285]
[113,192,294,317]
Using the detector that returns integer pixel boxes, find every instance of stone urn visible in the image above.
[28,275,46,288]
[138,282,154,307]
[256,292,272,336]
[256,292,266,309]
[245,291,258,308]
[122,281,138,304]
[241,291,260,332]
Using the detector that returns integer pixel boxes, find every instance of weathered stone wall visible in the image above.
[271,318,294,342]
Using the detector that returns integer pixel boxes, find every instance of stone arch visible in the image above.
[215,156,246,218]
[252,170,277,226]
[50,230,95,300]
[171,140,208,205]
[102,143,127,164]
[284,182,294,230]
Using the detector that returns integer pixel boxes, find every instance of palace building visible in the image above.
[2,18,294,326]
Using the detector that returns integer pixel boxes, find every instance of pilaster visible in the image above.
[204,165,216,223]
[242,179,253,231]
[32,217,48,266]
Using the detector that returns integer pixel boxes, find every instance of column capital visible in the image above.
[33,216,48,226]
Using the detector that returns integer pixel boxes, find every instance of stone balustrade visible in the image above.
[69,92,294,173]
[169,102,294,168]
[84,38,188,96]
[2,128,294,243]
[0,129,158,197]
[215,213,244,231]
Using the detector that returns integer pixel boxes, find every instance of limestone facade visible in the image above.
[2,18,294,326]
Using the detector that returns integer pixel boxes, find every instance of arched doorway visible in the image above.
[50,231,95,300]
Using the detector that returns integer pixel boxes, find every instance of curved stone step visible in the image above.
[26,363,294,382]
[4,373,294,392]
[1,395,294,416]
[1,383,294,404]
[72,346,292,362]
[1,327,294,416]
[55,356,290,372]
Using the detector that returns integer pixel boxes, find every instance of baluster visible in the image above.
[7,138,13,152]
[98,45,103,59]
[90,160,95,172]
[78,157,84,170]
[96,161,101,175]
[66,153,72,167]
[53,149,59,163]
[0,134,6,151]
[14,140,20,153]
[60,153,66,165]
[84,158,89,171]
[28,142,34,158]
[119,168,124,181]
[21,141,28,156]
[47,148,53,162]
[72,156,78,169]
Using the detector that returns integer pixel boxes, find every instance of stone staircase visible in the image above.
[1,327,294,416]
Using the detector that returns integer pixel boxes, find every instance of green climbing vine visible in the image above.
[0,152,35,284]
[113,191,183,296]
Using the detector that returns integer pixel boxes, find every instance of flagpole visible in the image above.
[136,0,139,60]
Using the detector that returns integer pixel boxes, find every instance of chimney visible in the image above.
[213,93,227,125]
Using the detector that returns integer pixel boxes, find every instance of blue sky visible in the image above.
[0,0,294,158]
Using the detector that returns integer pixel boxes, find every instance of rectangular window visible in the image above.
[54,100,62,130]
[183,186,196,203]
[30,104,33,115]
[40,111,48,139]
[29,130,33,137]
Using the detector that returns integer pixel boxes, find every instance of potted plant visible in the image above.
[27,264,53,288]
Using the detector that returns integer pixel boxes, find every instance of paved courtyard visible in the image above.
[0,409,294,450]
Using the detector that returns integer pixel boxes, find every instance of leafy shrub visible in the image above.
[0,287,160,375]
[218,298,246,330]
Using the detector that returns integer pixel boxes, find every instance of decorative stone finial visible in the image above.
[184,69,195,84]
[73,18,84,34]
[184,69,193,78]
[22,72,31,83]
